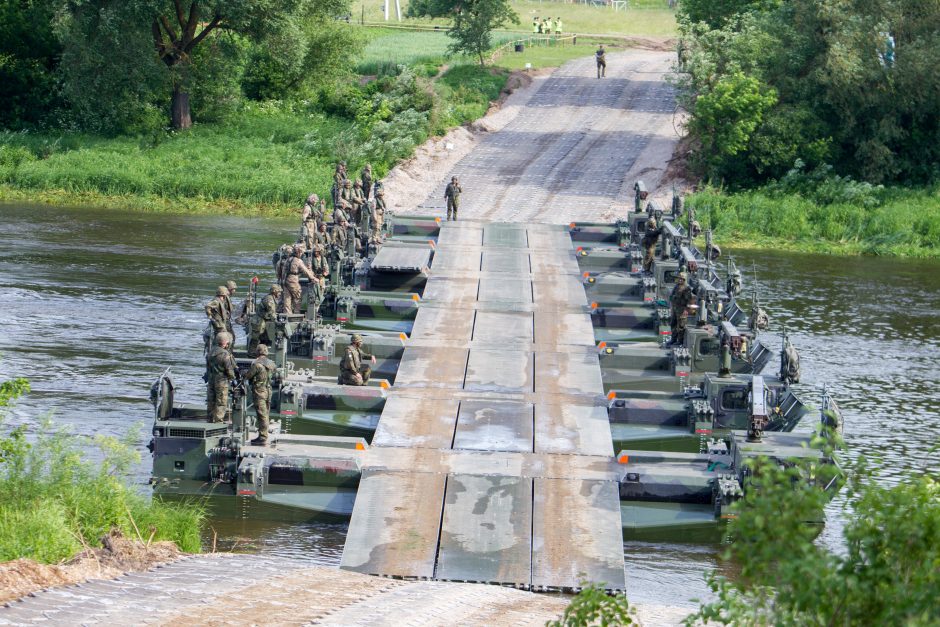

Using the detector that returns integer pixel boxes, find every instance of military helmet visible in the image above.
[215,331,233,345]
[353,180,361,187]
[293,244,304,254]
[225,280,237,291]
[270,284,282,293]
[256,344,269,355]
[343,179,352,187]
[376,190,385,197]
[647,218,657,228]
[306,193,319,205]
[351,333,363,344]
[216,286,228,297]
[676,271,688,282]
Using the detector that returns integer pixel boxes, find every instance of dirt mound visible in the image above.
[0,530,182,605]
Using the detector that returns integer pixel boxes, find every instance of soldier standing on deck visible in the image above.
[249,284,281,357]
[339,334,376,386]
[224,280,237,338]
[444,176,461,221]
[207,332,236,423]
[669,271,696,347]
[281,245,316,314]
[361,164,373,200]
[247,344,277,446]
[642,218,662,273]
[372,189,387,241]
[204,286,230,350]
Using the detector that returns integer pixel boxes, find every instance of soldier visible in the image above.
[596,44,606,78]
[301,193,320,224]
[444,176,461,221]
[274,244,294,286]
[206,332,236,423]
[331,162,347,208]
[642,217,662,273]
[224,280,237,337]
[372,189,387,241]
[532,17,539,34]
[314,221,330,251]
[332,199,350,226]
[204,286,230,348]
[332,219,349,252]
[308,246,330,313]
[361,164,373,200]
[249,284,281,357]
[350,180,365,222]
[339,334,376,386]
[247,344,277,446]
[669,271,696,347]
[281,245,317,314]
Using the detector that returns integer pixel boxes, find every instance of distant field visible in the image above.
[356,28,519,74]
[350,0,678,38]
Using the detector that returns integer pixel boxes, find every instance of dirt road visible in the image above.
[387,49,680,224]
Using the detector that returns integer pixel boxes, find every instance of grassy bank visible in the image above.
[0,380,203,563]
[688,187,940,258]
[0,63,508,217]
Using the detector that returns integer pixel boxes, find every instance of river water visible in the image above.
[1,203,939,613]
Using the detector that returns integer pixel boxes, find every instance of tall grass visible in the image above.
[0,409,203,563]
[688,186,940,258]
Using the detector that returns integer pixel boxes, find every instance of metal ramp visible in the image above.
[341,221,626,592]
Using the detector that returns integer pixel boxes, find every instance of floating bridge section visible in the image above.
[340,221,626,591]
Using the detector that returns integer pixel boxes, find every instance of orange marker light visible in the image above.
[576,246,583,252]
[434,217,442,223]
[399,332,408,343]
[607,391,617,400]
[583,271,590,278]
[569,222,576,229]
[591,302,598,310]
[412,293,420,301]
[379,380,390,389]
[598,341,607,349]
[428,240,436,249]
[355,442,366,451]
[618,454,629,464]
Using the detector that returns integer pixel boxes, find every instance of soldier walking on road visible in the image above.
[207,332,236,423]
[281,245,317,314]
[247,344,277,446]
[642,218,662,273]
[669,271,696,347]
[339,334,376,386]
[596,45,607,78]
[444,176,462,221]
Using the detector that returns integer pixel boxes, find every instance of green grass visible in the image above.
[689,187,940,258]
[350,0,678,38]
[0,414,203,563]
[494,40,606,70]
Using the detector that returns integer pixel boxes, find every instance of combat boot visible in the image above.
[250,437,268,447]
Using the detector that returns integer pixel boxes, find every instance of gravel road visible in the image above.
[409,49,680,224]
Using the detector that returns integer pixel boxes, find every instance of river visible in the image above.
[1,203,939,613]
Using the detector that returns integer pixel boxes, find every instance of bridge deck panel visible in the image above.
[436,475,533,586]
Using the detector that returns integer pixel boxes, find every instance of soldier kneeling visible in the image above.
[338,334,375,386]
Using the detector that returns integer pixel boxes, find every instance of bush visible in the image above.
[0,378,203,563]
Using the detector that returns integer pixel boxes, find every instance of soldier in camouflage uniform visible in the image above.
[314,222,330,251]
[301,193,320,224]
[332,199,350,226]
[332,219,349,252]
[372,189,387,241]
[444,176,461,221]
[249,284,281,357]
[361,164,373,200]
[669,271,696,346]
[340,179,355,219]
[642,217,662,273]
[248,344,277,446]
[280,245,316,314]
[339,334,375,385]
[207,332,236,422]
[307,246,330,314]
[204,286,230,350]
[331,162,347,208]
[350,180,365,222]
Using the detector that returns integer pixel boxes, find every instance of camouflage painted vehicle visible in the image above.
[151,194,842,537]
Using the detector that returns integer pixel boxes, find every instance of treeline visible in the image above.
[0,0,360,134]
[676,0,940,187]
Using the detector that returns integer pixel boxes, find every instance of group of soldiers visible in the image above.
[640,217,695,346]
[202,281,276,446]
[532,16,563,34]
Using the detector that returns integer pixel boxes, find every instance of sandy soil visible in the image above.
[0,531,181,605]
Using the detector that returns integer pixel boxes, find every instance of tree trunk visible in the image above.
[171,84,192,130]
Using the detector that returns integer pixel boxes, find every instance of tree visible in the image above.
[688,455,940,626]
[55,0,351,130]
[0,0,62,130]
[407,0,519,66]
